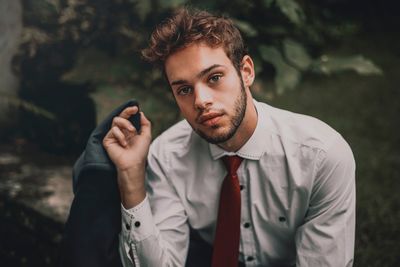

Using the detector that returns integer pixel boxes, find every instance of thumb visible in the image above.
[139,112,152,137]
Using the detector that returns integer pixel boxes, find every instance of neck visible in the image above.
[218,93,258,152]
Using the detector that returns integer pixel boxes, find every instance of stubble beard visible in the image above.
[196,80,247,144]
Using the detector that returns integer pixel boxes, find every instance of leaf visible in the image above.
[311,55,383,75]
[259,45,301,94]
[262,0,274,8]
[233,19,258,37]
[159,0,188,9]
[261,25,288,36]
[282,38,311,71]
[133,0,152,22]
[275,0,305,25]
[252,55,263,75]
[45,0,61,12]
[21,27,52,44]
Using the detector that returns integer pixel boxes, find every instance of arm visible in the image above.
[103,107,189,266]
[119,149,189,266]
[295,135,356,267]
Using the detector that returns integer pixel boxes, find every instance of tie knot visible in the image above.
[222,155,243,175]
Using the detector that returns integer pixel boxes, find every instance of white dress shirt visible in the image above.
[119,99,356,267]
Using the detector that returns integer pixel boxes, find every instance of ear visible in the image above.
[240,55,255,88]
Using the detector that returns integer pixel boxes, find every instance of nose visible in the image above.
[194,85,213,111]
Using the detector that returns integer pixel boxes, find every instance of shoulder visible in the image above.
[149,119,192,157]
[256,101,343,152]
[146,119,211,182]
[148,119,208,164]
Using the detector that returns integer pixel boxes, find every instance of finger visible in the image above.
[103,129,115,148]
[139,112,152,137]
[112,116,136,132]
[119,106,139,119]
[103,128,122,147]
[111,126,128,147]
[122,127,137,145]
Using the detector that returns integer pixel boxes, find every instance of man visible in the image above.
[102,8,356,267]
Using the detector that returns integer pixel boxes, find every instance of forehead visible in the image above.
[164,43,232,82]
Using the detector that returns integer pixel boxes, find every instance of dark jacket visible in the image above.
[59,100,139,267]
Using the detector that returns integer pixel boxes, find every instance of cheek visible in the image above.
[222,78,242,102]
[176,100,195,119]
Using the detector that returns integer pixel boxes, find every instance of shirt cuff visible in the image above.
[121,195,158,243]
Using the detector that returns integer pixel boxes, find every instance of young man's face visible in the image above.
[165,42,254,144]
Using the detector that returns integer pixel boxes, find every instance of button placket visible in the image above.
[238,167,257,265]
[238,170,254,262]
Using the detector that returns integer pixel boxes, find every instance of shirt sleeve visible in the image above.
[295,135,356,267]
[118,141,190,267]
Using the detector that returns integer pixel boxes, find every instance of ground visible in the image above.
[0,143,73,266]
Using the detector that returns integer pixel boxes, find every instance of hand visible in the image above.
[103,106,151,170]
[102,106,151,208]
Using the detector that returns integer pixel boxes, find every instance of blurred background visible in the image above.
[0,0,399,266]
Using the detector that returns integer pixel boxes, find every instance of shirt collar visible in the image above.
[209,99,268,161]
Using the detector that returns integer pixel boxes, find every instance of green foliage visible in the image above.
[16,0,384,125]
[311,55,383,75]
[233,19,258,38]
[259,44,301,94]
[18,0,384,98]
[206,0,382,94]
[274,0,306,25]
[16,0,384,132]
[282,39,312,71]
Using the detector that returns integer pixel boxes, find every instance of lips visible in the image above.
[197,112,223,126]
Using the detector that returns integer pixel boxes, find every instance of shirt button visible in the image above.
[125,223,131,230]
[246,256,254,262]
[240,185,244,190]
[243,222,251,228]
[134,221,141,227]
[279,216,286,222]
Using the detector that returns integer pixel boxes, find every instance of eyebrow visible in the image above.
[170,64,223,86]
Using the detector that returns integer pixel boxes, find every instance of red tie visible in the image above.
[211,155,243,267]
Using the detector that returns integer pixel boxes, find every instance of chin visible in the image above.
[196,126,236,144]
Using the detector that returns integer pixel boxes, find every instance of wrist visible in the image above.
[117,164,146,208]
[117,159,146,173]
[120,188,146,209]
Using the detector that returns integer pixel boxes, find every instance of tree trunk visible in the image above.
[0,0,22,131]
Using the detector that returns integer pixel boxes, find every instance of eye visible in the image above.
[177,86,192,96]
[209,74,222,84]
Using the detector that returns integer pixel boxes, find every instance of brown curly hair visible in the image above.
[141,7,248,73]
